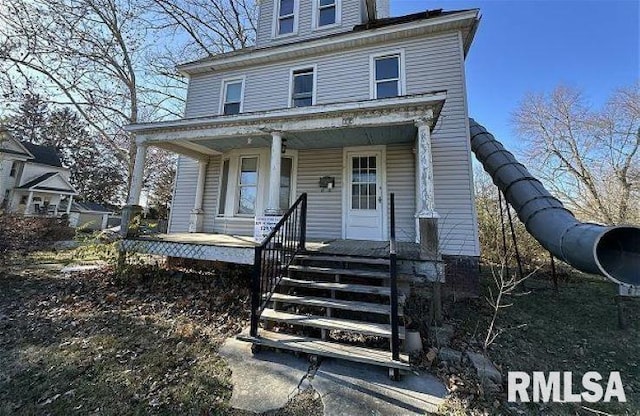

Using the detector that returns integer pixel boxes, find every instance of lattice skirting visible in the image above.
[120,239,255,265]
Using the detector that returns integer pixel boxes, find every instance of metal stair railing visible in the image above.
[389,193,401,379]
[250,193,308,337]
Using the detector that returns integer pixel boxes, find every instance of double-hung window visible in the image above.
[277,0,296,35]
[317,0,337,27]
[371,52,404,99]
[238,157,258,215]
[290,67,315,107]
[221,79,244,115]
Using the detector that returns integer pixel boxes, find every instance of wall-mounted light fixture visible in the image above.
[281,138,287,154]
[319,176,335,192]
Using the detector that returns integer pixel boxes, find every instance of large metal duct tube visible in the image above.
[469,118,640,286]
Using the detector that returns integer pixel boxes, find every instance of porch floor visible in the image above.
[132,233,421,260]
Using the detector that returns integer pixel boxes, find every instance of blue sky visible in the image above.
[393,0,639,148]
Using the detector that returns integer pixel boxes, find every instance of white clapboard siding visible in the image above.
[256,0,363,49]
[386,143,416,242]
[175,30,479,256]
[296,148,343,240]
[168,156,198,233]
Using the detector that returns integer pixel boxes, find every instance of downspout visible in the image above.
[469,118,640,285]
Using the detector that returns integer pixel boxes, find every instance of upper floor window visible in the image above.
[277,0,297,36]
[316,0,339,27]
[221,78,244,115]
[370,51,406,99]
[290,66,316,107]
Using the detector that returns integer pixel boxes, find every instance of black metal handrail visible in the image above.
[250,193,308,337]
[389,193,401,369]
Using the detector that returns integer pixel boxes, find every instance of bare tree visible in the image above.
[0,0,257,204]
[513,83,640,225]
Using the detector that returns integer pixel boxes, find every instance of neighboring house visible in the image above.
[0,129,78,215]
[61,200,117,231]
[122,1,481,373]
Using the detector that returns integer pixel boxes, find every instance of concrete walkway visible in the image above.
[219,337,448,415]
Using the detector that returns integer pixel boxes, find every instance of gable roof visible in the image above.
[17,171,77,194]
[20,142,63,167]
[0,134,34,159]
[17,172,58,189]
[58,199,114,213]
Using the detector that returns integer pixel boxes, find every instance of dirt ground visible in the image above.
[0,259,321,416]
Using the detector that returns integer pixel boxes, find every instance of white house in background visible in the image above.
[60,200,116,231]
[120,0,481,372]
[0,129,78,215]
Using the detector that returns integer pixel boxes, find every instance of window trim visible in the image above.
[312,0,341,30]
[288,64,317,108]
[273,0,299,38]
[369,49,406,100]
[219,76,246,116]
[236,155,260,216]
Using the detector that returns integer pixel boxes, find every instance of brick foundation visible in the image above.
[442,255,480,298]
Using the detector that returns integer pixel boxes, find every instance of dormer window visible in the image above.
[277,0,297,36]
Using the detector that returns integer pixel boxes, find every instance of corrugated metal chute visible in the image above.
[469,118,640,285]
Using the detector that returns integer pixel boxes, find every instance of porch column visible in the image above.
[265,131,283,216]
[128,142,148,206]
[189,159,208,232]
[66,195,73,215]
[25,191,34,214]
[415,118,439,260]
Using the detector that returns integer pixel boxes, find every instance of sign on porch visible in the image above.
[254,216,282,243]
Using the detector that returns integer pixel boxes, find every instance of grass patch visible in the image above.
[448,273,640,415]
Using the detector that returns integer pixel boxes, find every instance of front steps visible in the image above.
[240,252,411,374]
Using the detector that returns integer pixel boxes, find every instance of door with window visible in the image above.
[345,150,384,241]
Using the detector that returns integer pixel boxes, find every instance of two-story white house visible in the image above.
[0,129,77,216]
[122,0,481,373]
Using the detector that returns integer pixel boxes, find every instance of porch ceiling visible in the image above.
[193,124,417,152]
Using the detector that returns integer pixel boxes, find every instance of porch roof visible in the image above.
[126,92,446,158]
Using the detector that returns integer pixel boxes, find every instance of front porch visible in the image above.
[121,232,443,282]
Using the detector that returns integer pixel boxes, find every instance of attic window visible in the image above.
[278,0,296,35]
[318,0,336,26]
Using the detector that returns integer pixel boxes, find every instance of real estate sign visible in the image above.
[254,216,282,243]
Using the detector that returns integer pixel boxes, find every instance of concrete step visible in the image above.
[280,277,393,296]
[268,293,402,315]
[289,265,389,279]
[238,330,410,370]
[261,309,405,339]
